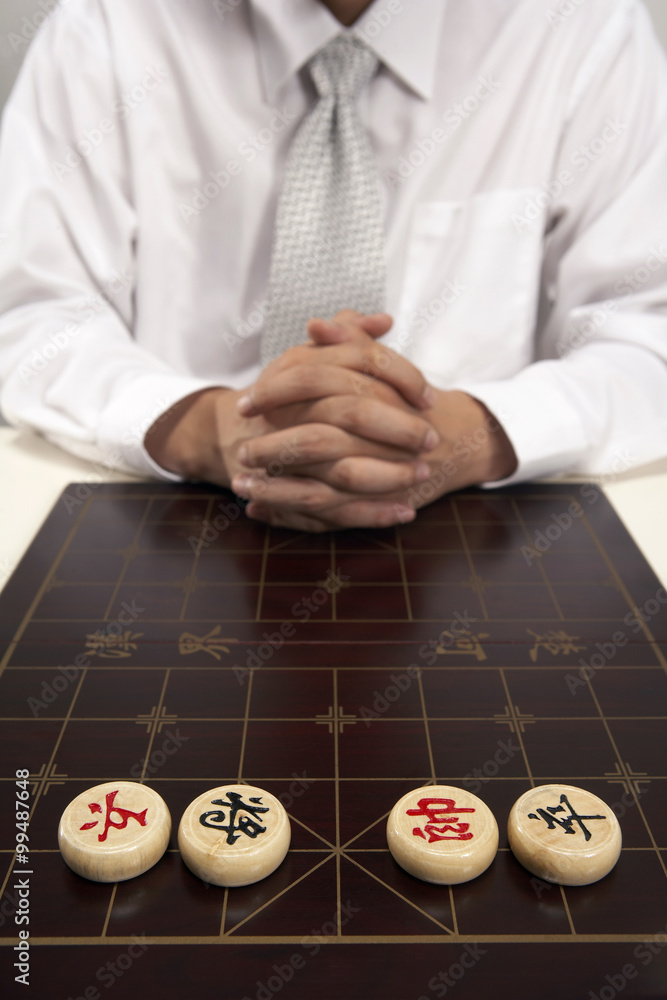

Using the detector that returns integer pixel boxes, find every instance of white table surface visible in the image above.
[1,426,666,592]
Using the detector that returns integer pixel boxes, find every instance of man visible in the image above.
[0,0,666,532]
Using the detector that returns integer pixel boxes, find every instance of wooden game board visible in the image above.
[1,482,666,999]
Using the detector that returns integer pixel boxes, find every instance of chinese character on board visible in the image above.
[178,625,236,660]
[407,797,475,844]
[199,791,269,845]
[79,789,148,842]
[526,629,586,664]
[436,632,489,662]
[85,630,142,659]
[527,793,606,842]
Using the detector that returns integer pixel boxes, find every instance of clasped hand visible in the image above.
[229,311,438,531]
[145,310,516,532]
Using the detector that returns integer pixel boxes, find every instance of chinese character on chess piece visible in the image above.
[178,784,291,887]
[526,629,586,663]
[407,797,475,844]
[85,629,142,659]
[199,790,269,845]
[79,788,148,842]
[526,792,605,842]
[387,786,498,884]
[58,781,171,882]
[508,784,622,885]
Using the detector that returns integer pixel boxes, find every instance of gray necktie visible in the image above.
[260,35,387,366]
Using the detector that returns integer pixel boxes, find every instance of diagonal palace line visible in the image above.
[356,533,399,553]
[341,808,394,850]
[100,885,118,938]
[559,884,577,936]
[448,886,459,935]
[255,527,271,620]
[266,533,300,555]
[236,676,254,782]
[237,781,336,851]
[394,527,413,621]
[219,888,229,937]
[223,852,335,936]
[343,853,455,936]
[283,812,336,851]
[341,779,435,850]
[267,531,398,557]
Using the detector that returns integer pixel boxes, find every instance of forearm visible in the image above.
[0,288,228,476]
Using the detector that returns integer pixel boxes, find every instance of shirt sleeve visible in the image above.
[0,2,223,478]
[456,0,667,486]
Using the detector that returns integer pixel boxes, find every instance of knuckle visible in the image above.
[295,425,330,461]
[372,382,403,406]
[334,308,362,323]
[371,346,392,372]
[339,396,371,434]
[292,428,316,462]
[280,345,308,369]
[292,364,324,394]
[403,463,421,487]
[349,371,370,396]
[413,368,427,390]
[271,354,290,375]
[402,418,428,450]
[247,383,267,408]
[331,458,359,492]
[241,441,261,466]
[296,481,331,512]
[343,343,365,368]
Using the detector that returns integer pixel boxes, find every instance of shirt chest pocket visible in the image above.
[393,189,545,384]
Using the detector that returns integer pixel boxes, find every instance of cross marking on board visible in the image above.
[316,704,357,734]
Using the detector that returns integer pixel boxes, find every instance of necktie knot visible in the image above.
[309,35,379,100]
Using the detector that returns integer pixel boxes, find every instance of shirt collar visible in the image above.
[248,0,446,103]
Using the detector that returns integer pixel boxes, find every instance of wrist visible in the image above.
[144,388,232,483]
[474,400,518,482]
[425,390,517,489]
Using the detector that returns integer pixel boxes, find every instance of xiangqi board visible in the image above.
[0,482,666,1000]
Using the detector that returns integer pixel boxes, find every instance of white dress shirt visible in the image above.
[0,0,666,484]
